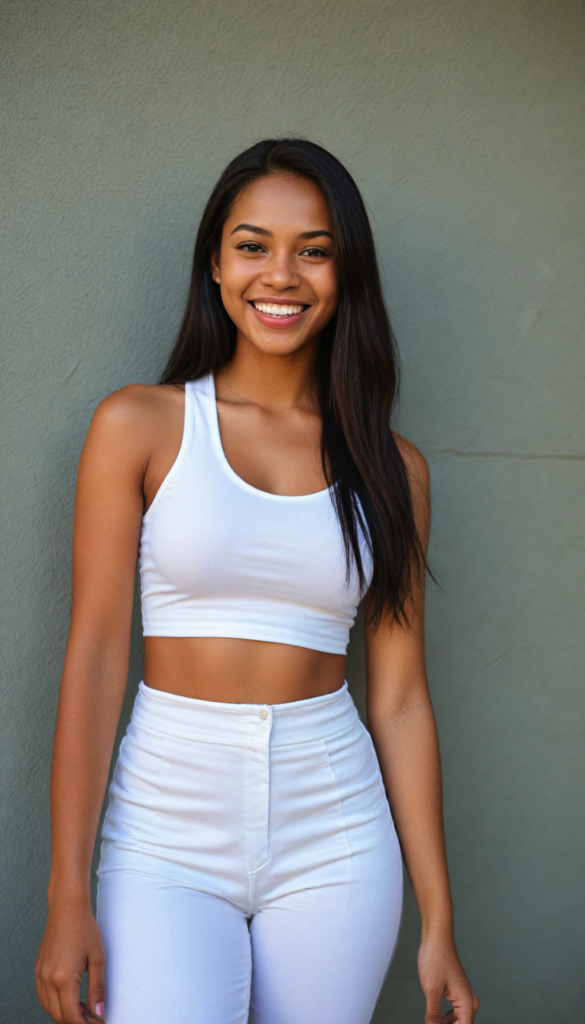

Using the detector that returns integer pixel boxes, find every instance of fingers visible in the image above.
[36,974,88,1024]
[56,980,89,1024]
[87,952,106,1019]
[441,995,480,1024]
[425,989,444,1024]
[455,993,480,1024]
[35,966,64,1023]
[46,987,66,1024]
[35,972,47,1016]
[427,993,478,1024]
[81,1005,106,1024]
[35,909,106,1024]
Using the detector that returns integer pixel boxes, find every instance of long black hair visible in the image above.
[161,138,424,625]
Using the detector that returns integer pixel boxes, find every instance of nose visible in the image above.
[259,249,302,291]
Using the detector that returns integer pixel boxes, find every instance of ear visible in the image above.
[210,249,221,285]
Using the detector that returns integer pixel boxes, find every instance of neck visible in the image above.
[225,333,320,410]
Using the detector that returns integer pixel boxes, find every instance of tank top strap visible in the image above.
[188,374,217,453]
[141,380,195,524]
[180,378,195,453]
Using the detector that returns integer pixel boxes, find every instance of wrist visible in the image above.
[47,871,92,910]
[420,930,456,953]
[420,915,455,945]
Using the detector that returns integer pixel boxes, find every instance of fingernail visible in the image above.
[95,1003,104,1017]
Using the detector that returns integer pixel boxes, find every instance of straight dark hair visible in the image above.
[161,138,424,625]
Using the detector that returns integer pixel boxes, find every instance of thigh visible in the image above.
[249,869,403,1024]
[97,868,251,1024]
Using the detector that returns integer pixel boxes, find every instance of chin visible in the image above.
[256,336,309,356]
[240,328,307,355]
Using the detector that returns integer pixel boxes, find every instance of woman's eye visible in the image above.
[237,242,265,253]
[301,247,329,258]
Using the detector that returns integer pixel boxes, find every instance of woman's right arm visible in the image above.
[35,388,152,1024]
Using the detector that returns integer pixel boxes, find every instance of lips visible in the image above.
[249,299,309,328]
[252,300,306,317]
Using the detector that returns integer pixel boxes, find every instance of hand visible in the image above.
[418,934,479,1023]
[35,900,106,1023]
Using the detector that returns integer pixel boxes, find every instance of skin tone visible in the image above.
[35,173,479,1024]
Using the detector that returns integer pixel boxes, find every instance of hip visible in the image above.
[98,680,402,911]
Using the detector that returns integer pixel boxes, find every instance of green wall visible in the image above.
[2,1,584,1020]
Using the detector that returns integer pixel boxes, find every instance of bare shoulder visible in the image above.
[89,383,184,445]
[93,383,182,429]
[392,432,430,497]
[79,384,185,487]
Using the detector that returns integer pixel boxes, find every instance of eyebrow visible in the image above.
[230,223,270,236]
[230,223,334,241]
[298,230,334,240]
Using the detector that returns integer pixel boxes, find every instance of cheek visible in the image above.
[314,268,339,314]
[223,266,244,294]
[219,260,254,311]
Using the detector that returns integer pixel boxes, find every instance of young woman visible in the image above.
[36,139,479,1024]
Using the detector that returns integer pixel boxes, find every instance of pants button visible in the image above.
[259,708,268,720]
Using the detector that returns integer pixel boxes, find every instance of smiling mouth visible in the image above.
[250,300,308,318]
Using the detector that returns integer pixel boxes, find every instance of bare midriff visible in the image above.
[144,636,346,705]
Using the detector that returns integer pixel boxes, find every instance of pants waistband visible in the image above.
[133,680,358,747]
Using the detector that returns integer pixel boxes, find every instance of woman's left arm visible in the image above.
[365,439,479,1024]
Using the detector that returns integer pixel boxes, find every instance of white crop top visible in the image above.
[139,374,373,655]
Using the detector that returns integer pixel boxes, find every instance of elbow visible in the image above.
[367,686,435,734]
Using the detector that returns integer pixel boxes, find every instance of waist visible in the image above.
[135,678,358,747]
[143,635,346,704]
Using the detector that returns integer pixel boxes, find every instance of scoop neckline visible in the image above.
[205,373,333,503]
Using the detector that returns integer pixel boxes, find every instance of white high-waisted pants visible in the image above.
[97,681,403,1023]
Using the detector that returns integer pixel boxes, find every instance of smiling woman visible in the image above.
[35,140,479,1024]
[212,175,340,348]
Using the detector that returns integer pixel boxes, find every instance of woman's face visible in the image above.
[211,174,339,357]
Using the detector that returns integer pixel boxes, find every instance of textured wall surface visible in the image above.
[1,1,584,1020]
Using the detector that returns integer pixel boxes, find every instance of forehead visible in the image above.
[226,174,333,233]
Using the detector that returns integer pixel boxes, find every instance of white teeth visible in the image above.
[253,301,305,317]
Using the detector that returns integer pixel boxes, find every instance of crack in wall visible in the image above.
[477,644,518,674]
[425,448,585,462]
